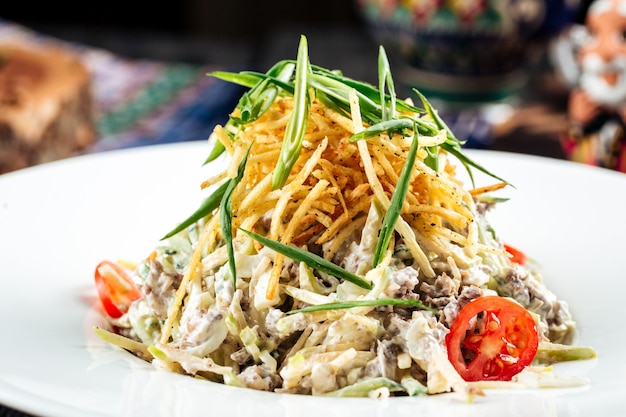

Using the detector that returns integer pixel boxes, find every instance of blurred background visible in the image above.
[2,1,375,79]
[0,0,599,174]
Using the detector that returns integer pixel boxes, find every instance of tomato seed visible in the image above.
[487,320,499,331]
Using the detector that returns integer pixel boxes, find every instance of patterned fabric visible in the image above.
[0,19,245,153]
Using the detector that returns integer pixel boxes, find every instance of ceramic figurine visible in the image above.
[555,0,626,171]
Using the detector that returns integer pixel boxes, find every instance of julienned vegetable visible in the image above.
[93,35,595,398]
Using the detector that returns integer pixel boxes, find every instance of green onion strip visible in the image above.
[372,125,420,267]
[288,297,434,315]
[221,143,253,288]
[161,181,229,240]
[205,62,296,164]
[272,35,310,190]
[378,45,396,122]
[240,228,372,290]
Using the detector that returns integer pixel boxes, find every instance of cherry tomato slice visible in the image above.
[445,296,539,382]
[504,243,527,265]
[94,260,141,318]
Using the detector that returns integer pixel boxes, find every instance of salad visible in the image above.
[94,36,595,398]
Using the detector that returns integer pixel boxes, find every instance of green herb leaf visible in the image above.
[310,63,421,115]
[378,46,396,122]
[221,143,253,288]
[442,142,509,186]
[372,126,419,267]
[161,181,230,240]
[308,73,380,116]
[413,88,458,144]
[237,71,295,95]
[240,228,372,290]
[349,117,438,142]
[204,140,227,164]
[314,89,352,119]
[231,64,296,125]
[272,35,310,190]
[424,146,439,171]
[208,70,261,88]
[413,88,510,185]
[288,297,434,315]
[412,88,447,172]
[233,78,275,124]
[205,62,296,164]
[211,61,295,90]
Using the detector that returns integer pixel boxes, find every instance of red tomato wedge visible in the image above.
[504,243,527,265]
[94,260,141,318]
[446,296,539,382]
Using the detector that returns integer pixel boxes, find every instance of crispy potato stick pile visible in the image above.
[214,97,486,288]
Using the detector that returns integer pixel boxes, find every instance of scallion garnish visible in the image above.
[348,117,439,142]
[161,181,229,240]
[372,125,419,267]
[230,64,296,125]
[424,145,439,171]
[205,61,296,164]
[240,228,372,290]
[221,143,253,288]
[287,297,434,315]
[378,45,396,122]
[272,35,310,190]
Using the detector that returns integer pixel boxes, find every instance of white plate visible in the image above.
[1,142,625,417]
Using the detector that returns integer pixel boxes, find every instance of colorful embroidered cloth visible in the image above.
[0,19,245,153]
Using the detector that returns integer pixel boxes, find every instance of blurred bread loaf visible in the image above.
[0,43,95,173]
